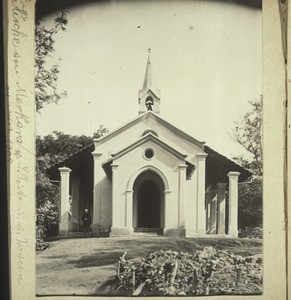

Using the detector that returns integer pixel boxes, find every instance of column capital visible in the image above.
[92,152,103,158]
[227,171,240,178]
[111,164,119,171]
[58,167,71,173]
[178,164,188,169]
[196,153,208,160]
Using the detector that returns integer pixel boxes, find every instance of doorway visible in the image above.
[133,171,164,231]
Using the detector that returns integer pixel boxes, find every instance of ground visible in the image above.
[36,236,262,296]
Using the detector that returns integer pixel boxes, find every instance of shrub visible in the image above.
[239,227,263,239]
[36,225,49,252]
[36,169,60,251]
[238,178,262,229]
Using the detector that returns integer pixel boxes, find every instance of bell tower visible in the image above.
[138,49,161,115]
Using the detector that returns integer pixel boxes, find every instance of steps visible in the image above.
[133,228,163,236]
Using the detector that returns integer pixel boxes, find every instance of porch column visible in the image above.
[178,164,187,230]
[196,153,208,235]
[217,183,227,234]
[205,187,211,233]
[92,152,102,235]
[227,172,240,237]
[111,164,119,230]
[58,167,71,236]
[210,192,218,234]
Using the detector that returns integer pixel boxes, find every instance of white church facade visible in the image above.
[49,54,251,238]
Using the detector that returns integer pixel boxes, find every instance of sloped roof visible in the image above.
[47,141,251,184]
[204,146,252,183]
[47,114,252,183]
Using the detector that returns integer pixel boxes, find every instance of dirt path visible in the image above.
[36,236,262,295]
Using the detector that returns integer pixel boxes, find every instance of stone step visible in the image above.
[68,232,91,237]
[133,228,163,236]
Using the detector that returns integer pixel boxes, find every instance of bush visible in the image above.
[36,225,49,252]
[36,169,60,251]
[238,177,262,229]
[239,227,263,239]
[117,247,262,296]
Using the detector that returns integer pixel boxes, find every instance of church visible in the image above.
[48,53,251,238]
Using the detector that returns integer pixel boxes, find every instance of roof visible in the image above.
[204,146,252,183]
[47,139,251,184]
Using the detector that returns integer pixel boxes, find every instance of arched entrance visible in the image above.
[133,171,165,231]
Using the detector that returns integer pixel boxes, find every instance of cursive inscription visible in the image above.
[9,0,32,287]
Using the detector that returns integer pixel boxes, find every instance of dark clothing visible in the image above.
[81,212,92,226]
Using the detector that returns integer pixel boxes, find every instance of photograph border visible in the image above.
[4,0,288,299]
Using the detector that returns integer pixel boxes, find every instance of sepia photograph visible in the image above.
[33,0,264,297]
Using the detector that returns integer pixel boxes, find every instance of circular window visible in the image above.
[144,148,154,159]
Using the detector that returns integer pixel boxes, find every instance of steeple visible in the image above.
[138,49,161,115]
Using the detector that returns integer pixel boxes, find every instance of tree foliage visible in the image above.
[231,97,263,231]
[36,125,108,171]
[238,177,263,229]
[231,97,263,176]
[36,131,92,171]
[35,10,68,111]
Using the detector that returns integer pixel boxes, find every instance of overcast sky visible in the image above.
[36,0,262,159]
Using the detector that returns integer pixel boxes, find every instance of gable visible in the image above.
[94,112,204,163]
[101,133,194,180]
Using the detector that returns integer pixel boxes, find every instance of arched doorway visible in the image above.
[133,171,165,231]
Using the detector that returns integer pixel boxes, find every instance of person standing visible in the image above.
[81,208,92,237]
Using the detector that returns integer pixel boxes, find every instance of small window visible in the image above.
[144,148,154,159]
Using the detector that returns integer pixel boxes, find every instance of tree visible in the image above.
[231,96,263,176]
[36,125,109,171]
[35,10,68,111]
[36,131,93,171]
[231,97,263,232]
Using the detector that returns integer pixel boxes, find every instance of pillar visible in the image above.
[111,165,132,236]
[58,167,71,236]
[206,190,211,233]
[196,153,208,235]
[210,192,218,234]
[227,172,240,237]
[125,190,133,229]
[92,152,102,235]
[178,164,187,230]
[217,183,227,234]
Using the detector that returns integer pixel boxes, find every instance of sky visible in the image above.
[36,0,262,160]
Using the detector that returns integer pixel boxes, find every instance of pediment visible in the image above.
[94,111,204,150]
[101,132,196,180]
[110,132,188,161]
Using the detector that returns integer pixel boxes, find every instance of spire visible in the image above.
[138,50,161,115]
